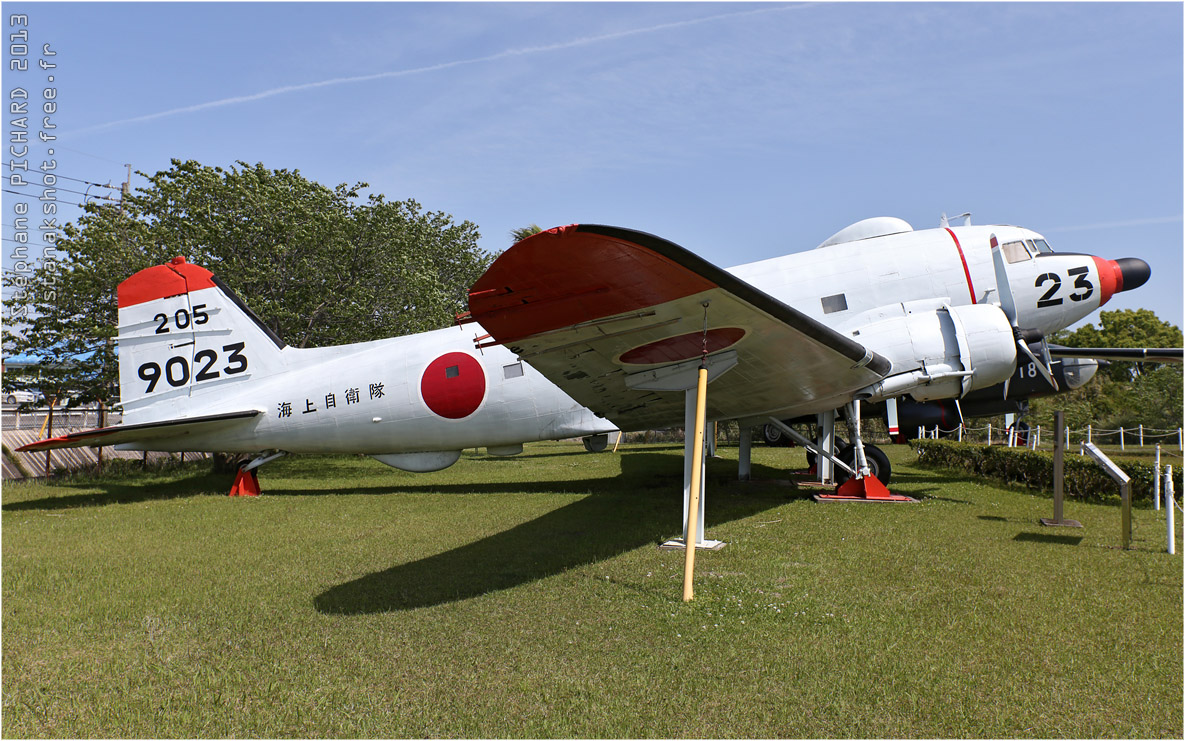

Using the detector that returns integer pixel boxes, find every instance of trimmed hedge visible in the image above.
[914,439,1183,505]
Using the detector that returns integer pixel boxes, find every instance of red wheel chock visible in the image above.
[229,468,261,497]
[814,475,916,503]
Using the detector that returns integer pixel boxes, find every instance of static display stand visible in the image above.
[1041,411,1083,529]
[1081,442,1132,549]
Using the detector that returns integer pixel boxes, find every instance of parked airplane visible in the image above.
[463,217,1164,500]
[18,257,618,494]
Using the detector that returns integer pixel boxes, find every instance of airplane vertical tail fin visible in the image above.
[117,257,287,421]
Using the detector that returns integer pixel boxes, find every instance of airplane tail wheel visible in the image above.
[582,434,609,453]
[835,443,891,486]
[762,423,792,447]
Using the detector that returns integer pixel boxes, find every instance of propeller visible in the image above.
[989,234,1058,395]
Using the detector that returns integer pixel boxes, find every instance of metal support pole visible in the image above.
[682,392,706,546]
[1035,426,1041,449]
[738,426,751,482]
[1121,479,1131,550]
[1053,412,1064,523]
[683,366,709,602]
[817,411,835,485]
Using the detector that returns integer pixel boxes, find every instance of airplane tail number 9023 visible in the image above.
[116,257,286,418]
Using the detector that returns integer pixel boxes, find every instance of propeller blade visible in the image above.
[1017,337,1059,391]
[989,234,1018,325]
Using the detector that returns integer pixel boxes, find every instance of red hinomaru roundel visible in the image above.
[618,327,747,365]
[420,352,486,419]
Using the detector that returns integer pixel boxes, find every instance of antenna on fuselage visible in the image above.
[940,212,972,228]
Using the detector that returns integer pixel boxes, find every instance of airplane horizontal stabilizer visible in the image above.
[15,410,263,452]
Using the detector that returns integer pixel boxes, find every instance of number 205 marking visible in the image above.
[1035,266,1093,308]
[137,342,248,393]
[153,304,209,334]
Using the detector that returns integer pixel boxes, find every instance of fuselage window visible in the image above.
[821,293,848,314]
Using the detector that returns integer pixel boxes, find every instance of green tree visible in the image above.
[3,159,491,410]
[509,223,543,244]
[1030,309,1183,431]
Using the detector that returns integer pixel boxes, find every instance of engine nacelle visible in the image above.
[856,303,1017,402]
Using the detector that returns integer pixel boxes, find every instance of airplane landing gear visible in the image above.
[835,443,891,486]
[815,401,913,502]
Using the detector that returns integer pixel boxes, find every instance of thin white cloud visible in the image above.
[75,4,809,135]
[1045,215,1183,233]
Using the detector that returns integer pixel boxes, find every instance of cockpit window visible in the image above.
[1002,240,1031,264]
[1030,238,1053,254]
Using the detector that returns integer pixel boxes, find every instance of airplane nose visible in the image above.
[1115,257,1151,292]
[1091,256,1151,305]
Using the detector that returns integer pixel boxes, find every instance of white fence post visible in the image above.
[1120,427,1125,451]
[1087,424,1092,444]
[957,424,963,442]
[1035,426,1041,449]
[1178,428,1182,452]
[1139,424,1144,447]
[987,423,992,446]
[1154,445,1162,511]
[1166,466,1176,556]
[1065,425,1070,447]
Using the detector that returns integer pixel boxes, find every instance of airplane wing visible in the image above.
[16,410,263,452]
[466,224,892,430]
[1047,346,1183,363]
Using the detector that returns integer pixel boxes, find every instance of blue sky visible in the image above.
[4,1,1182,329]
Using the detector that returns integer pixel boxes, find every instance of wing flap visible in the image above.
[16,410,263,451]
[468,225,890,429]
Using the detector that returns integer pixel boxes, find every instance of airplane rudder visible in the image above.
[116,258,286,415]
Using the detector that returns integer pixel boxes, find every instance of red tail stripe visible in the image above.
[117,257,216,308]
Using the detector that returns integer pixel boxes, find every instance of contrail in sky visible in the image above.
[1045,215,1183,233]
[77,4,807,135]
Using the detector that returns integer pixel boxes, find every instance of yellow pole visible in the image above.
[682,366,709,602]
[612,430,622,453]
[37,397,57,438]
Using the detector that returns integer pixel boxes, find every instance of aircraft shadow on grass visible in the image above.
[313,452,798,615]
[1,471,227,511]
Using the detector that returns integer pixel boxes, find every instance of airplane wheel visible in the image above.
[835,443,891,486]
[583,434,609,453]
[762,423,792,447]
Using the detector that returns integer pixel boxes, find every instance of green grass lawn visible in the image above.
[3,442,1182,738]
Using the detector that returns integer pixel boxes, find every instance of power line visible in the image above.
[2,189,90,209]
[53,173,120,189]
